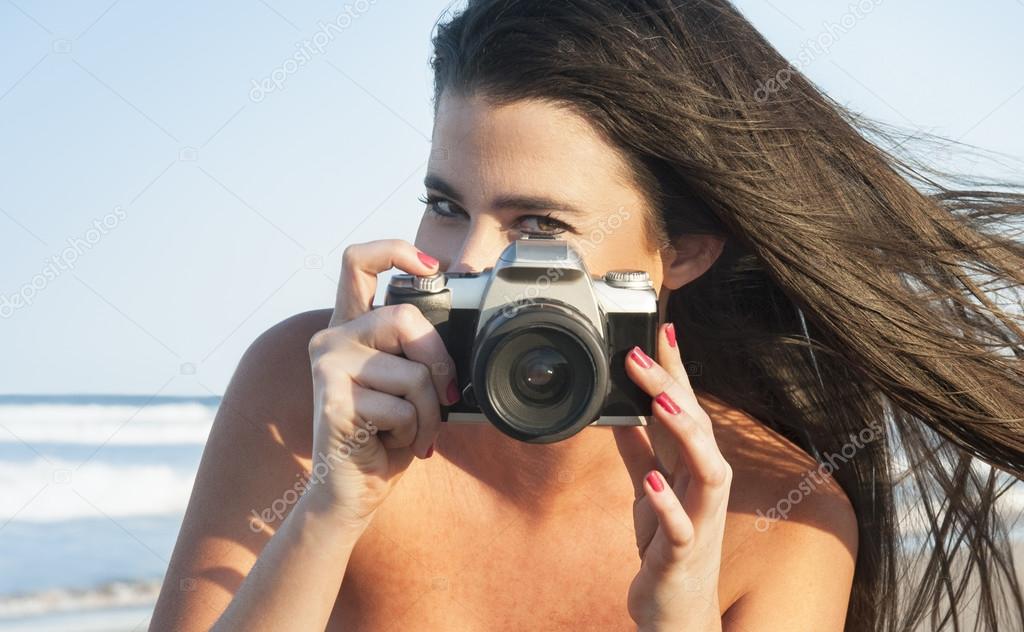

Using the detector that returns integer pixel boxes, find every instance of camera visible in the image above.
[379,235,658,443]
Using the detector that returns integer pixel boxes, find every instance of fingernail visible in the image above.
[417,251,439,268]
[654,392,682,415]
[646,471,664,492]
[665,323,677,348]
[425,443,434,458]
[629,346,653,369]
[446,379,460,405]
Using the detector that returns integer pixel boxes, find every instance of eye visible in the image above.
[517,213,575,236]
[418,194,464,220]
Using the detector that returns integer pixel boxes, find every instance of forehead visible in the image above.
[428,93,640,203]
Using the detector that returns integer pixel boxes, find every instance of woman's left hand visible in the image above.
[613,322,733,632]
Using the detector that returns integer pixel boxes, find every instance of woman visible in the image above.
[151,1,1024,630]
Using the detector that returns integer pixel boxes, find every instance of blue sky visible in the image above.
[1,0,1022,396]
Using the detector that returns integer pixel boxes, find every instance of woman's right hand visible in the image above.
[302,239,459,529]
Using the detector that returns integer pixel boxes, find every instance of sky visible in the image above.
[0,0,1022,396]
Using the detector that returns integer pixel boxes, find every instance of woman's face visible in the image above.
[414,92,668,291]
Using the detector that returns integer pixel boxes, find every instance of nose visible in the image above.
[445,221,510,274]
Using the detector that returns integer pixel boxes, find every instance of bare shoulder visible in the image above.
[248,307,333,360]
[228,308,333,426]
[695,391,859,617]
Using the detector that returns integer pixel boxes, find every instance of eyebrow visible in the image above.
[423,174,586,215]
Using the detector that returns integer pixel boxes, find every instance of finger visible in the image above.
[351,385,421,453]
[657,399,731,521]
[615,430,690,559]
[352,304,459,406]
[625,343,687,477]
[345,347,443,459]
[631,495,659,561]
[331,239,441,326]
[627,344,713,439]
[612,425,660,499]
[643,470,695,568]
[627,347,731,520]
[612,426,667,559]
[649,323,703,423]
[643,412,682,483]
[657,322,689,388]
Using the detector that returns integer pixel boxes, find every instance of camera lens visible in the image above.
[471,300,608,443]
[511,347,572,405]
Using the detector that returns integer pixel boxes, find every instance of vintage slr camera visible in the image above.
[381,235,658,443]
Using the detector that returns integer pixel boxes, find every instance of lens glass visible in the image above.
[511,346,572,405]
[485,327,595,434]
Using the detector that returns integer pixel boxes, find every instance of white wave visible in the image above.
[0,579,160,619]
[0,403,216,445]
[0,458,196,522]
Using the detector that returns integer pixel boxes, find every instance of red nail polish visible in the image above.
[417,251,439,268]
[425,444,434,458]
[629,346,653,369]
[646,471,664,492]
[446,379,460,405]
[654,392,681,415]
[665,323,677,348]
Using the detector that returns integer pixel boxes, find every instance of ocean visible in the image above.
[0,395,216,632]
[0,395,1020,631]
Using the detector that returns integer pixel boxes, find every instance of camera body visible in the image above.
[380,236,658,443]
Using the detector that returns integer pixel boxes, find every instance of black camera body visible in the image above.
[380,236,658,443]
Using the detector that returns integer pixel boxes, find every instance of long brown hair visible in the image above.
[429,1,1024,629]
